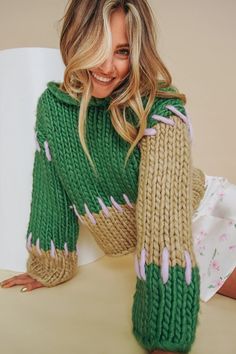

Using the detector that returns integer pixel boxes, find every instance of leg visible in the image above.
[217,267,236,300]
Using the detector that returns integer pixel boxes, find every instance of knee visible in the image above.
[217,267,236,299]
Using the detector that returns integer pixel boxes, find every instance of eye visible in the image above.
[117,49,130,56]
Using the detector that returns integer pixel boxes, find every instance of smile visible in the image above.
[91,72,115,85]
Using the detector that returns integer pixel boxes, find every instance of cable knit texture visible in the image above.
[26,80,206,352]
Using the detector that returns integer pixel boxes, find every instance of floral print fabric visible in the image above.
[192,175,236,302]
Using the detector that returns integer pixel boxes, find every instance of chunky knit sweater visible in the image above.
[26,81,206,353]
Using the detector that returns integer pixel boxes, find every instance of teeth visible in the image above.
[91,72,113,82]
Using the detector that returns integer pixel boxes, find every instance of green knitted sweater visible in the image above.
[26,81,206,353]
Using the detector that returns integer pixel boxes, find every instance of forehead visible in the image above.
[110,8,129,46]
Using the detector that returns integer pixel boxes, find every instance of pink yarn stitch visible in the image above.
[34,131,41,152]
[97,197,110,217]
[161,247,169,284]
[36,238,42,255]
[184,250,192,285]
[110,196,123,212]
[151,114,176,126]
[73,204,85,224]
[165,104,193,143]
[183,107,193,143]
[26,232,32,251]
[84,203,97,224]
[139,248,146,281]
[165,105,188,124]
[123,194,133,208]
[143,128,157,136]
[134,253,141,279]
[64,242,69,256]
[50,240,56,258]
[44,140,52,161]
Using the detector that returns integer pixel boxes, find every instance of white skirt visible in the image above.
[192,174,236,302]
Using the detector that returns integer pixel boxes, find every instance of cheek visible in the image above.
[117,61,130,78]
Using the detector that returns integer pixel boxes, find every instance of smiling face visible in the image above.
[90,8,130,98]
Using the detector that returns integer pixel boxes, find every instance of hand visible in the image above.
[0,272,45,292]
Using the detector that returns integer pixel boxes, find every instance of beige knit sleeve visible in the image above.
[192,166,206,212]
[132,107,201,352]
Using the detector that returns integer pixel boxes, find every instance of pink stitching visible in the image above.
[161,247,169,284]
[134,253,141,279]
[151,114,176,126]
[184,250,192,285]
[36,238,42,255]
[165,105,188,124]
[64,242,69,256]
[84,203,97,224]
[184,107,193,143]
[123,194,133,208]
[44,140,52,161]
[26,232,32,251]
[72,204,85,224]
[165,104,193,143]
[50,240,56,258]
[34,131,41,152]
[97,197,110,217]
[110,196,123,212]
[139,248,146,280]
[143,127,157,136]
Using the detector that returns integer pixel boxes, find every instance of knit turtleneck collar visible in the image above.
[47,81,112,107]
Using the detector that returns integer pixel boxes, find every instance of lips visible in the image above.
[90,71,115,80]
[91,72,115,86]
[95,73,114,79]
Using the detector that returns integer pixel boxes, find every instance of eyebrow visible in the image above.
[116,43,129,48]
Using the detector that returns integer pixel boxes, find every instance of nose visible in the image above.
[99,55,115,75]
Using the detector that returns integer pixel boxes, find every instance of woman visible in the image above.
[1,1,236,353]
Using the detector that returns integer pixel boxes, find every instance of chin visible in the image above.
[92,94,109,98]
[91,78,127,98]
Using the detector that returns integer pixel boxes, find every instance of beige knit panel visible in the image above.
[80,204,137,256]
[26,246,78,287]
[192,167,206,212]
[135,115,198,268]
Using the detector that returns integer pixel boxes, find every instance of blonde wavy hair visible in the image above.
[57,0,186,175]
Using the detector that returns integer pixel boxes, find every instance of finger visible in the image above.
[1,277,20,287]
[1,276,36,288]
[21,281,45,292]
[1,273,30,286]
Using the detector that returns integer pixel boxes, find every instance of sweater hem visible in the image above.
[132,328,193,353]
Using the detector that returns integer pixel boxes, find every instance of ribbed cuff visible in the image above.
[26,245,78,287]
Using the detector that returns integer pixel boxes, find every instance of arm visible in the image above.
[132,101,200,353]
[25,94,79,287]
[192,167,206,212]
